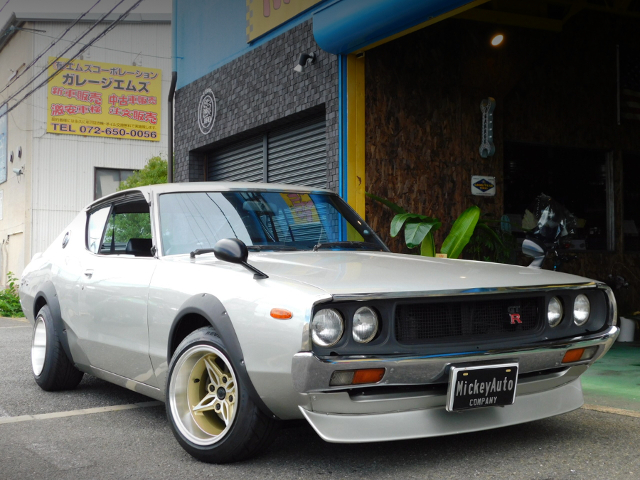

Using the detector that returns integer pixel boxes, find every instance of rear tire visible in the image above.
[31,305,83,391]
[166,327,278,463]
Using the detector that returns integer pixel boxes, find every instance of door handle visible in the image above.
[84,269,94,278]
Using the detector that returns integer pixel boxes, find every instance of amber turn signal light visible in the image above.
[270,308,293,319]
[329,368,386,386]
[562,346,597,363]
[352,368,385,384]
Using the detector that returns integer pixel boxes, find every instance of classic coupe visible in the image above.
[19,182,619,463]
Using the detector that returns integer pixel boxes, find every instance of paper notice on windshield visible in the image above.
[280,193,320,224]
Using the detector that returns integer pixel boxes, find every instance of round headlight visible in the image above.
[547,297,563,327]
[352,307,379,343]
[311,309,344,347]
[573,294,590,326]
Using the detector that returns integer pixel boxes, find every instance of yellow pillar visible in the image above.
[346,53,366,222]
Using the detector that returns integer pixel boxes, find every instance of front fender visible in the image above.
[168,293,277,419]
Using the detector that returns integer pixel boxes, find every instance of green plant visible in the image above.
[0,272,25,317]
[367,193,483,259]
[467,217,516,263]
[118,155,167,190]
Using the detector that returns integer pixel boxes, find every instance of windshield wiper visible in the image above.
[247,245,298,251]
[312,241,384,252]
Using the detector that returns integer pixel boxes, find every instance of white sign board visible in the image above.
[471,176,496,196]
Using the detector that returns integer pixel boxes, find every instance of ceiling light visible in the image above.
[491,34,504,46]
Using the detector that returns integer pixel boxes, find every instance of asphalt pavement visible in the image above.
[1,316,639,480]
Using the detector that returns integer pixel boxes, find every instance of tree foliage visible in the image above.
[118,155,167,190]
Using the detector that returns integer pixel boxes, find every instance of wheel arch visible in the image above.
[33,281,74,363]
[168,293,277,420]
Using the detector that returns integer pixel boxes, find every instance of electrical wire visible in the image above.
[0,0,103,96]
[0,0,11,16]
[29,30,173,60]
[0,0,131,115]
[0,0,148,120]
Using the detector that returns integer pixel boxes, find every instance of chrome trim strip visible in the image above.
[602,285,618,326]
[291,326,619,393]
[329,282,601,302]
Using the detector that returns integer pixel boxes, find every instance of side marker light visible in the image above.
[270,308,293,319]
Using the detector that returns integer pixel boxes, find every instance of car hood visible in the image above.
[195,251,595,298]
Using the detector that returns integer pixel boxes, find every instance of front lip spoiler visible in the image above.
[291,326,619,393]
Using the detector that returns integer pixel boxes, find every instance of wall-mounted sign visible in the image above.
[471,176,496,196]
[246,0,323,42]
[47,57,162,142]
[479,97,495,158]
[198,88,217,135]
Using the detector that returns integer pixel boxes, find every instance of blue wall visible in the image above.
[174,0,331,89]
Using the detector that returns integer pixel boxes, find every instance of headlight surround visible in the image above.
[547,297,563,327]
[573,294,591,326]
[352,306,379,343]
[311,308,344,347]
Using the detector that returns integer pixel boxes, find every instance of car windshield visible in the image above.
[158,191,387,255]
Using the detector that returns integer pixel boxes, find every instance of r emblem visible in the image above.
[509,313,522,324]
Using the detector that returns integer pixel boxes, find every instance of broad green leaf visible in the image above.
[475,222,505,248]
[420,231,436,257]
[441,206,481,259]
[390,213,426,237]
[405,220,441,248]
[365,193,407,214]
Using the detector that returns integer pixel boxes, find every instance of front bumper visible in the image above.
[292,326,619,393]
[300,377,584,443]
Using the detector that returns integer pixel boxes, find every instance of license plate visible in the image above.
[446,364,518,412]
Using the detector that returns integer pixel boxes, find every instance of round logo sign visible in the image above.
[197,88,216,135]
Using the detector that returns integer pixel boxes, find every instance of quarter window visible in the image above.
[87,206,111,254]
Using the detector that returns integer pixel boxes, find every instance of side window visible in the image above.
[87,206,111,254]
[100,208,152,256]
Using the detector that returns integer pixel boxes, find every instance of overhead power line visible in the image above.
[30,30,173,60]
[0,0,103,97]
[0,0,135,115]
[0,1,11,16]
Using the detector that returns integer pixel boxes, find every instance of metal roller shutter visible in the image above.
[207,137,263,182]
[205,115,327,188]
[267,117,327,188]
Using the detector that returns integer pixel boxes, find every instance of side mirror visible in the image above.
[522,238,546,269]
[213,238,248,264]
[213,238,268,279]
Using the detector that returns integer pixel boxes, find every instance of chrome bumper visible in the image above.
[291,326,619,393]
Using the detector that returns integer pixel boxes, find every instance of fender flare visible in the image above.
[34,281,74,363]
[168,293,277,420]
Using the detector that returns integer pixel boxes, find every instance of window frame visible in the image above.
[85,191,157,258]
[94,167,136,200]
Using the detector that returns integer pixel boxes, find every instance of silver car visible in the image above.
[19,182,619,463]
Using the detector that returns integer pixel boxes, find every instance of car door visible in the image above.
[78,193,159,387]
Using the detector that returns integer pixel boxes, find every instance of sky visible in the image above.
[0,0,172,28]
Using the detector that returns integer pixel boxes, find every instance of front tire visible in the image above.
[166,327,278,463]
[31,305,83,391]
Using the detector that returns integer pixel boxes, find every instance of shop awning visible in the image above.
[313,0,474,54]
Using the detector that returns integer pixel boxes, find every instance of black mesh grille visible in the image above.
[395,297,541,344]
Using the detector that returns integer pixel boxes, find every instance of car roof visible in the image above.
[88,181,335,209]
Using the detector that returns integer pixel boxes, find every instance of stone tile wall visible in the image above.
[174,19,339,192]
